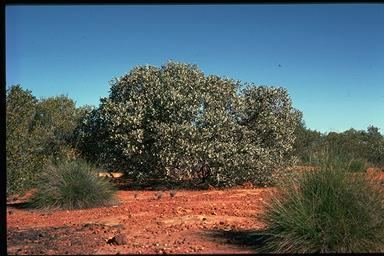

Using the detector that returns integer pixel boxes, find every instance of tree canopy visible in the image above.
[76,62,302,186]
[6,85,86,195]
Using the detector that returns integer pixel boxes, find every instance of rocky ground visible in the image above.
[6,167,384,255]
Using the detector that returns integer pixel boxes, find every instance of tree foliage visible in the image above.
[293,123,384,167]
[6,85,44,194]
[77,62,301,186]
[293,120,324,164]
[33,95,84,163]
[6,85,86,195]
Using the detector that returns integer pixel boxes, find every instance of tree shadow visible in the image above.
[111,176,213,191]
[7,222,121,255]
[6,201,30,209]
[203,228,271,253]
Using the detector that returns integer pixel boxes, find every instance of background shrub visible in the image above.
[261,159,384,253]
[293,122,384,168]
[6,85,48,195]
[6,85,91,196]
[29,159,117,210]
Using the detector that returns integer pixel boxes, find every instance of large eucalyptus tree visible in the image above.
[77,62,301,187]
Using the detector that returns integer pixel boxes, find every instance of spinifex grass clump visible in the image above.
[348,158,368,172]
[261,159,384,253]
[29,159,117,210]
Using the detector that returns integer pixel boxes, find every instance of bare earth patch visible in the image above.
[7,168,384,255]
[7,186,275,254]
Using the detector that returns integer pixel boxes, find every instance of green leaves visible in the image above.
[6,85,85,195]
[6,85,43,195]
[293,123,384,167]
[79,61,301,186]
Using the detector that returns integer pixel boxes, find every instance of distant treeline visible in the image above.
[293,122,384,167]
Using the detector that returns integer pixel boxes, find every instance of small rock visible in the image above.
[169,190,177,198]
[107,234,128,245]
[154,191,163,200]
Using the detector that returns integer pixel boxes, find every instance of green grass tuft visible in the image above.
[348,158,368,172]
[261,158,384,253]
[29,159,117,210]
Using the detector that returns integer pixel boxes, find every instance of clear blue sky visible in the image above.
[6,4,384,134]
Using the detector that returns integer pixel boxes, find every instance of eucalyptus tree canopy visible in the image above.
[78,62,301,187]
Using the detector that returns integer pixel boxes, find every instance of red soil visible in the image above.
[6,167,384,255]
[7,186,276,255]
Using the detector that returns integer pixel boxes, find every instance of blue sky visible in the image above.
[6,4,384,133]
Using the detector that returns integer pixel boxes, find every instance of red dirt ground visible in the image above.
[6,167,384,255]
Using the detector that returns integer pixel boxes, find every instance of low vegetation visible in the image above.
[261,159,384,253]
[348,158,368,172]
[29,159,117,210]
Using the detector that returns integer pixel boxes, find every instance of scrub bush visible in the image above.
[261,159,384,253]
[6,85,88,196]
[29,159,117,209]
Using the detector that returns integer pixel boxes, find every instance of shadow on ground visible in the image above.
[111,176,215,191]
[203,228,271,253]
[7,223,118,255]
[6,201,30,209]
